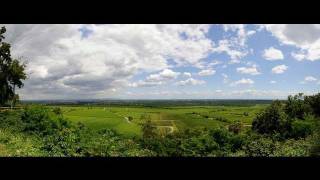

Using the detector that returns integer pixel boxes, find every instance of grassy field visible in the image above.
[55,104,268,137]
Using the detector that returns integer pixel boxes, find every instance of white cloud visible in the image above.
[177,78,205,86]
[222,73,229,84]
[270,81,277,84]
[198,69,216,76]
[212,40,248,63]
[128,81,164,88]
[230,78,254,86]
[130,69,180,88]
[2,24,214,99]
[236,65,260,75]
[182,72,192,78]
[264,24,320,61]
[222,24,256,46]
[262,47,284,60]
[305,76,317,82]
[291,51,306,61]
[146,69,180,82]
[271,65,288,74]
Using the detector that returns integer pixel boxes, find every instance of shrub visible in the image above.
[243,135,278,157]
[228,121,243,134]
[290,120,313,139]
[305,93,320,117]
[20,105,71,136]
[141,120,157,139]
[252,100,290,137]
[52,107,63,115]
[284,93,311,119]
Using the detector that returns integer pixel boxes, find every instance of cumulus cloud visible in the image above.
[2,24,214,99]
[182,72,192,78]
[177,78,205,86]
[236,65,260,75]
[271,65,288,74]
[264,24,320,61]
[198,69,216,76]
[291,51,306,61]
[146,69,180,82]
[262,47,284,60]
[211,25,257,64]
[230,78,254,86]
[129,69,180,88]
[212,39,248,64]
[305,76,317,82]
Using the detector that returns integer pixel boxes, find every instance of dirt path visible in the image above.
[156,126,174,133]
[124,117,132,124]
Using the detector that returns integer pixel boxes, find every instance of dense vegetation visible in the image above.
[0,92,319,157]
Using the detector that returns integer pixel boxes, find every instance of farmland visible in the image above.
[56,103,268,137]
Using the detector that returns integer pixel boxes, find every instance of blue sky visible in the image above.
[3,24,320,100]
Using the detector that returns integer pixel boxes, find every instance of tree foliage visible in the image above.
[0,26,27,106]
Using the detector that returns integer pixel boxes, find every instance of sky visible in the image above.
[1,24,320,100]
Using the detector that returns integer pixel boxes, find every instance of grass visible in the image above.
[57,104,268,137]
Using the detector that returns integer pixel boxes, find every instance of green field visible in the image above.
[58,104,268,137]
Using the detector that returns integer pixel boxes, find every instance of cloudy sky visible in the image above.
[2,24,320,100]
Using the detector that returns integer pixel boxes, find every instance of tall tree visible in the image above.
[0,26,27,107]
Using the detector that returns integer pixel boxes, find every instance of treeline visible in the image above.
[0,93,319,157]
[24,99,273,108]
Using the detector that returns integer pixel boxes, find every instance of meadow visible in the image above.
[57,104,268,137]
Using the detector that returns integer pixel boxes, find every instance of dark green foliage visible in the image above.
[305,93,320,117]
[285,93,311,119]
[128,116,133,121]
[0,26,27,106]
[52,107,63,115]
[141,120,157,139]
[140,128,245,157]
[290,120,313,139]
[243,135,277,157]
[0,110,24,131]
[21,106,71,136]
[252,100,291,137]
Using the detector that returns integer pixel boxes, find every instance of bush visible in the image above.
[305,93,320,117]
[0,110,24,131]
[252,100,290,137]
[290,120,313,139]
[285,93,311,119]
[228,121,243,134]
[52,107,63,115]
[21,105,71,136]
[243,135,278,157]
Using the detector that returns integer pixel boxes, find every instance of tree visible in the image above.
[8,59,27,108]
[252,100,291,137]
[0,26,26,107]
[305,93,320,117]
[284,93,311,119]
